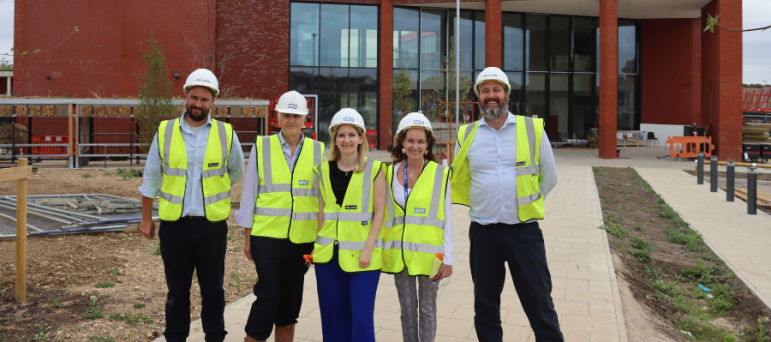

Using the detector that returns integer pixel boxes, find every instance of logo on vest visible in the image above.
[208,162,220,167]
[414,208,426,214]
[343,117,355,122]
[299,180,309,186]
[516,161,526,166]
[345,205,357,210]
[361,221,368,225]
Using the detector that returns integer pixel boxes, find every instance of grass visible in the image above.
[116,168,141,180]
[95,281,114,288]
[89,337,116,342]
[82,307,105,320]
[108,269,121,277]
[133,303,146,309]
[108,313,154,327]
[82,173,93,178]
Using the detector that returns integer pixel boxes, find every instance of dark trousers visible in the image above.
[159,218,228,342]
[244,236,314,340]
[469,221,564,342]
[315,245,380,342]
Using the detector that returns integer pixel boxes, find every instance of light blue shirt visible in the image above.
[454,112,558,225]
[139,113,245,217]
[234,131,306,228]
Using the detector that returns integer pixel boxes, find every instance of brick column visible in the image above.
[378,0,394,150]
[599,0,618,159]
[485,0,502,68]
[701,0,742,161]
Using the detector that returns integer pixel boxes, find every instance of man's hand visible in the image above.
[436,264,453,281]
[139,219,156,240]
[244,229,253,261]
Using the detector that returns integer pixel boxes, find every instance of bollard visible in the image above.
[697,152,705,184]
[726,160,735,202]
[748,167,757,215]
[710,156,718,192]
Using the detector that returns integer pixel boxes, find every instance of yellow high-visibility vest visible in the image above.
[252,134,325,243]
[382,161,451,276]
[313,159,388,272]
[450,115,545,221]
[157,118,233,222]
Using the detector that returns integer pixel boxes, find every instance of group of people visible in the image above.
[138,66,563,342]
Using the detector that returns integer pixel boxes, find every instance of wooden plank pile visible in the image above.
[0,123,29,145]
[0,105,13,116]
[725,187,771,210]
[743,123,771,143]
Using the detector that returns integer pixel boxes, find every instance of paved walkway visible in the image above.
[636,168,771,309]
[157,165,627,342]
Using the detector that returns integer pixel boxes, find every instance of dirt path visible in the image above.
[0,168,251,341]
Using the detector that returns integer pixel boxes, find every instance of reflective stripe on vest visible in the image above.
[158,118,233,222]
[313,159,386,272]
[382,161,450,275]
[252,134,324,243]
[450,115,545,221]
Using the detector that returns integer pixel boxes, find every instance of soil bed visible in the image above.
[684,170,771,182]
[594,167,771,341]
[0,168,252,341]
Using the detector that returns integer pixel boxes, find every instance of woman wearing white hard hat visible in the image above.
[311,108,387,342]
[383,112,453,342]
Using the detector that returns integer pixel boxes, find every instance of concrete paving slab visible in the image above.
[153,165,627,342]
[635,167,771,310]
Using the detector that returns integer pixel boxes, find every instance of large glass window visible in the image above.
[289,3,379,144]
[421,10,445,70]
[503,13,524,71]
[526,15,547,72]
[618,74,636,130]
[550,74,569,140]
[574,18,594,72]
[573,74,594,137]
[394,8,419,69]
[450,11,474,69]
[474,13,486,70]
[550,17,571,72]
[618,19,637,74]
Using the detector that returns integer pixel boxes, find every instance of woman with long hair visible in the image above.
[383,112,453,342]
[311,108,388,342]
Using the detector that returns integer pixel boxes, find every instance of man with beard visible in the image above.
[451,67,562,342]
[139,68,245,342]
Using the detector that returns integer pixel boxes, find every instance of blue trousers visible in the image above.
[315,246,380,342]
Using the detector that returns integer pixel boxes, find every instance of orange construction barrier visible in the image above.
[664,136,714,158]
[31,136,69,156]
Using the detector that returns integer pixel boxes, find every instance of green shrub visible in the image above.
[681,259,711,281]
[628,248,650,262]
[600,223,629,238]
[95,282,114,288]
[631,237,652,251]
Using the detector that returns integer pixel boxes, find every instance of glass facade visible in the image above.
[289,3,378,144]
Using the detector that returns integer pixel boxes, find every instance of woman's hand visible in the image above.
[359,248,372,268]
[436,264,453,280]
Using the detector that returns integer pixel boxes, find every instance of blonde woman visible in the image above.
[311,108,387,342]
[383,112,453,342]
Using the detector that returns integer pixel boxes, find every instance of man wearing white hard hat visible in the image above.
[139,68,245,342]
[451,67,561,341]
[235,91,325,342]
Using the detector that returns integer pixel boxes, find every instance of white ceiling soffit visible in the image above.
[402,0,712,19]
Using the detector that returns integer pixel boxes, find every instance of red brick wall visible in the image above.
[485,0,502,69]
[701,0,742,161]
[13,1,205,98]
[641,18,701,126]
[379,0,394,150]
[598,0,618,159]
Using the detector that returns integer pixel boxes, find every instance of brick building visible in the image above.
[13,0,743,160]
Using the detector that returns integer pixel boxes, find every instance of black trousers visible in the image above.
[159,217,228,342]
[245,236,314,340]
[469,221,564,342]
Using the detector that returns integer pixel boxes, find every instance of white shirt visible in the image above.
[235,131,305,228]
[454,113,558,225]
[392,161,454,265]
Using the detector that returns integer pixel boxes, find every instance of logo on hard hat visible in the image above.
[482,74,496,78]
[288,103,298,109]
[196,79,210,83]
[413,120,424,125]
[343,117,355,122]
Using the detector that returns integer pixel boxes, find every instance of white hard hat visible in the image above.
[397,112,433,136]
[329,108,366,134]
[275,91,308,115]
[184,69,219,97]
[474,67,511,97]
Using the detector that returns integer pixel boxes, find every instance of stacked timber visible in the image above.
[743,123,771,143]
[0,105,12,116]
[0,123,29,144]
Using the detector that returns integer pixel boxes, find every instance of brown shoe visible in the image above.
[244,335,265,342]
[274,325,296,342]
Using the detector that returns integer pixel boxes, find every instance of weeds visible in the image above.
[632,224,644,231]
[681,259,711,281]
[95,281,114,288]
[108,269,121,277]
[0,316,13,323]
[89,337,116,342]
[133,303,146,309]
[82,173,93,178]
[745,318,770,342]
[116,168,142,180]
[600,221,629,238]
[51,298,65,308]
[32,323,52,341]
[82,295,105,320]
[628,249,651,261]
[108,312,154,327]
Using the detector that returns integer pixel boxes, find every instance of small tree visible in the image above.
[0,58,11,72]
[392,64,414,119]
[427,37,473,123]
[135,34,177,153]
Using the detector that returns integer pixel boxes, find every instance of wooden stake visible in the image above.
[16,158,28,302]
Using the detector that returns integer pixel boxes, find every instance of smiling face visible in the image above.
[403,128,428,162]
[185,86,215,122]
[334,124,363,157]
[478,80,508,121]
[279,112,306,139]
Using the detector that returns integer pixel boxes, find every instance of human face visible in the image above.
[279,113,306,139]
[185,86,215,122]
[335,124,363,157]
[403,128,428,162]
[478,81,508,121]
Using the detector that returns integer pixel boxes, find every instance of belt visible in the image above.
[180,216,206,221]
